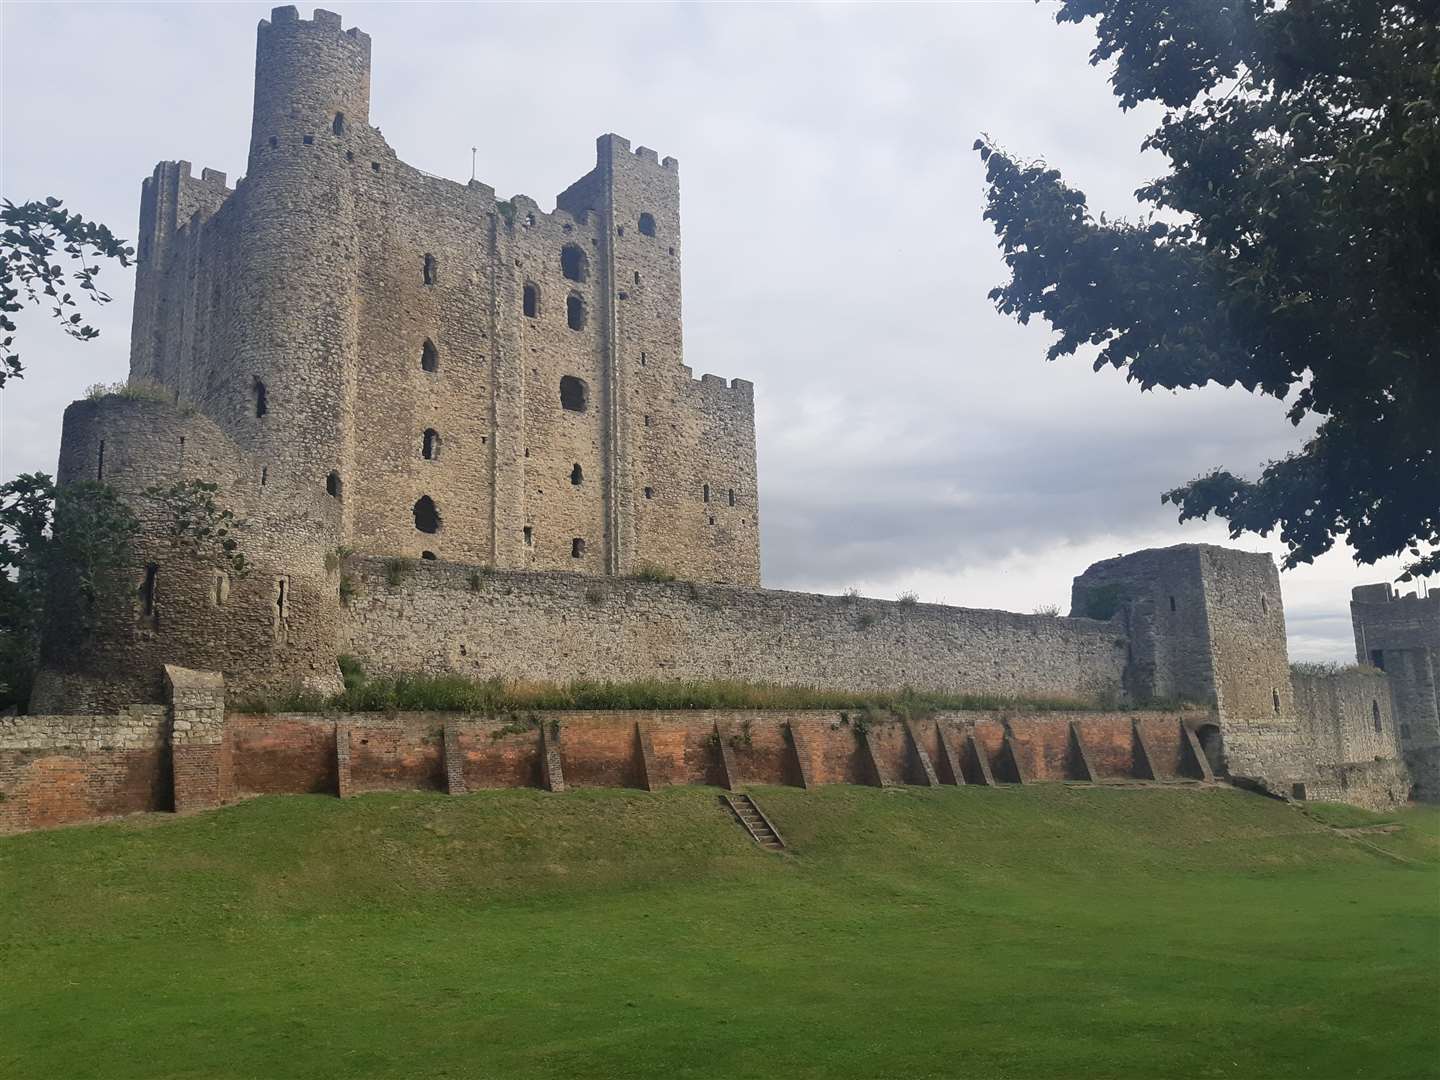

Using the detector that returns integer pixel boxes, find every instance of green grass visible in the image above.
[230,670,1116,716]
[2,787,1437,1079]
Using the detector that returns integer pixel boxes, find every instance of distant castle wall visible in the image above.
[1072,545,1409,807]
[337,557,1129,701]
[1352,584,1440,800]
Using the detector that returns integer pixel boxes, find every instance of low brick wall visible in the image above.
[0,707,170,831]
[215,708,1215,801]
[21,705,1385,835]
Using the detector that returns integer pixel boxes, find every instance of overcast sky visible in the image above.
[1,1,1426,661]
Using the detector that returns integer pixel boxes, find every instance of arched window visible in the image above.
[421,339,439,372]
[1272,687,1281,715]
[326,471,342,498]
[423,254,437,286]
[523,282,540,318]
[566,293,586,331]
[560,243,588,283]
[1372,700,1382,733]
[254,378,268,417]
[413,496,441,534]
[559,375,588,412]
[423,429,440,460]
[421,550,437,561]
[571,538,585,558]
[570,463,583,485]
[703,484,710,503]
[333,112,346,136]
[638,212,657,237]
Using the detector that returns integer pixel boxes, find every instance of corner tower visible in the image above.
[1071,544,1294,719]
[248,6,371,172]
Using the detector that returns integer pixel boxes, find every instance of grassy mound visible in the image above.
[2,786,1436,1079]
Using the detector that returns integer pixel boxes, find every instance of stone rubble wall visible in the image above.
[339,558,1130,701]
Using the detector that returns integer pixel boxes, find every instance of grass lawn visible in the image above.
[2,784,1437,1079]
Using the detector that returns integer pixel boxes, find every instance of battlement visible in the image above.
[260,6,371,49]
[597,133,679,172]
[1352,582,1439,609]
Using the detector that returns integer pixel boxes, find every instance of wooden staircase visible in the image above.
[722,793,786,852]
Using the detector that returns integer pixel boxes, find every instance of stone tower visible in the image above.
[1352,583,1440,799]
[32,7,759,710]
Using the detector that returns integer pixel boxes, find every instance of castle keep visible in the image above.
[4,8,1427,829]
[33,7,758,710]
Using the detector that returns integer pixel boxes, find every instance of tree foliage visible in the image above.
[978,0,1439,579]
[0,474,140,708]
[0,475,249,710]
[143,479,250,580]
[1,197,134,389]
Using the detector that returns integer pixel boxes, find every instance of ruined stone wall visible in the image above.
[1240,668,1411,808]
[1352,585,1440,800]
[1071,545,1219,704]
[339,557,1128,701]
[1198,545,1296,725]
[30,395,343,713]
[1066,544,1409,803]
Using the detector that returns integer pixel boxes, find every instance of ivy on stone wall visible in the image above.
[143,480,250,579]
[0,474,139,709]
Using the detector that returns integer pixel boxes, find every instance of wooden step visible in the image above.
[722,793,787,852]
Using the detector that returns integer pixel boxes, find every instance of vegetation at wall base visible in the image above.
[1,787,1434,1079]
[230,667,1131,717]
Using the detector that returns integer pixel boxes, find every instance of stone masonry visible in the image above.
[34,6,756,710]
[1352,584,1440,800]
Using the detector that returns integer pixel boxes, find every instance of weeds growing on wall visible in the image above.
[384,559,410,588]
[230,672,1128,717]
[627,563,677,583]
[83,379,172,404]
[1290,661,1382,678]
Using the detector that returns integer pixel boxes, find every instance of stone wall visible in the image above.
[118,6,757,588]
[1352,584,1440,801]
[30,396,342,713]
[0,706,170,831]
[339,557,1129,701]
[1224,669,1408,809]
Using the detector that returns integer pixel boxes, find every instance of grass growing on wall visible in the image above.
[232,667,1124,716]
[1,788,1436,1079]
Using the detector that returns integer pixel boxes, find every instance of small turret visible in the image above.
[248,7,372,173]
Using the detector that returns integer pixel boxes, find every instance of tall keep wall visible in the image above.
[120,7,756,586]
[338,557,1128,701]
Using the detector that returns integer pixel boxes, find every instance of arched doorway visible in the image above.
[1196,723,1224,777]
